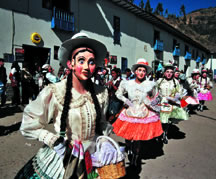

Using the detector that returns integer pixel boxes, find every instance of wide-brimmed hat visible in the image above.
[163,63,175,72]
[192,69,200,74]
[42,64,50,69]
[58,32,107,67]
[201,68,208,73]
[131,58,152,74]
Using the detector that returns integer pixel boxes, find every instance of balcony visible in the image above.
[184,51,192,60]
[154,40,163,51]
[51,7,74,32]
[173,47,180,56]
[196,56,201,63]
[202,58,206,65]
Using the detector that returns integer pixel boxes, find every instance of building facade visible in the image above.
[0,0,212,79]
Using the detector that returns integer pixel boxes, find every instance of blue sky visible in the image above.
[134,0,216,16]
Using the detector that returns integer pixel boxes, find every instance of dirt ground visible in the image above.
[0,84,216,179]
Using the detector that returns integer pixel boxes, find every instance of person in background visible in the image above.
[41,64,60,86]
[92,66,104,85]
[197,68,213,111]
[21,62,34,105]
[157,63,188,144]
[60,68,71,80]
[15,32,115,179]
[100,67,111,85]
[123,68,135,81]
[106,68,123,123]
[9,61,21,106]
[174,67,181,81]
[185,69,200,113]
[32,64,43,97]
[57,63,65,79]
[0,58,7,107]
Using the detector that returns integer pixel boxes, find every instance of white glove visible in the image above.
[150,96,161,106]
[175,93,181,100]
[53,142,66,159]
[99,141,118,165]
[125,99,134,107]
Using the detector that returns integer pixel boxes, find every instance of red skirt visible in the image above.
[112,110,163,141]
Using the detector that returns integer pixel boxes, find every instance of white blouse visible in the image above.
[116,80,156,105]
[157,78,180,97]
[20,79,110,149]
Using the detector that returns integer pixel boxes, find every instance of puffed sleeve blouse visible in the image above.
[20,79,110,149]
[116,80,156,104]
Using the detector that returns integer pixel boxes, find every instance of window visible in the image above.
[113,16,120,44]
[3,53,14,63]
[196,50,199,59]
[184,45,189,55]
[43,0,70,11]
[192,49,195,59]
[54,46,59,60]
[173,39,177,50]
[154,30,160,44]
[110,55,117,64]
[121,57,128,73]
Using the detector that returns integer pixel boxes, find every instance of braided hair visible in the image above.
[59,70,73,138]
[87,79,102,135]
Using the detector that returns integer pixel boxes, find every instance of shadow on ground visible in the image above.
[0,104,23,118]
[167,124,186,140]
[0,122,21,136]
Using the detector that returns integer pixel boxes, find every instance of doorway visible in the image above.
[23,45,51,74]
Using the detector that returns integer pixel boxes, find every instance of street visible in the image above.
[0,85,216,179]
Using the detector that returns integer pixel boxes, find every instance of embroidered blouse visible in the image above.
[116,79,156,105]
[20,79,110,149]
[157,78,180,97]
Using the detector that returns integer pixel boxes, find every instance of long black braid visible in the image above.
[87,79,102,135]
[60,71,73,137]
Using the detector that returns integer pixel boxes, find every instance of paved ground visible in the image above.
[0,84,216,179]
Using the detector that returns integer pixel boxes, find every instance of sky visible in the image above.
[134,0,216,16]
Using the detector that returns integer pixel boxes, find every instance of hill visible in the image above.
[157,7,216,53]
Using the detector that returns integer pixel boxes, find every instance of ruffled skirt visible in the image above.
[160,106,189,124]
[15,146,65,179]
[198,91,213,101]
[112,109,163,141]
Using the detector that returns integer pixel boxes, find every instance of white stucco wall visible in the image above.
[0,0,211,79]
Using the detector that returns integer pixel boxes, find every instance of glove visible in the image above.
[125,99,134,107]
[175,93,181,100]
[150,96,161,106]
[53,140,66,160]
[99,141,118,165]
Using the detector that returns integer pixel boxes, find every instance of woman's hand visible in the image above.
[125,99,134,107]
[53,142,66,159]
[53,137,66,159]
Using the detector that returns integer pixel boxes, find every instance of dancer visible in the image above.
[112,58,163,166]
[157,63,188,144]
[197,68,213,111]
[185,69,200,113]
[174,67,181,81]
[15,33,114,179]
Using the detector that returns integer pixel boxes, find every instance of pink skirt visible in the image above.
[198,91,213,101]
